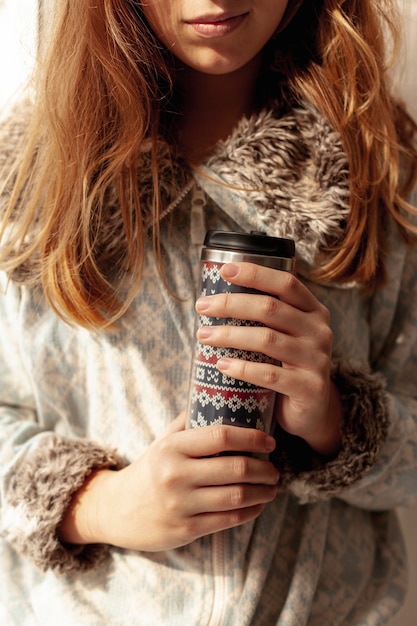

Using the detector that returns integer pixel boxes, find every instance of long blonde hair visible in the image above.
[279,0,417,285]
[1,0,416,328]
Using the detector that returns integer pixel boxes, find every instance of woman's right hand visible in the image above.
[58,414,279,552]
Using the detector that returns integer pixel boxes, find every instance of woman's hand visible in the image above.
[58,412,279,551]
[195,262,343,457]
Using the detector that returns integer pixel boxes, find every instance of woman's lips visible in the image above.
[185,12,249,38]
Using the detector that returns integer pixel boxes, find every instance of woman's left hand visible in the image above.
[195,262,343,457]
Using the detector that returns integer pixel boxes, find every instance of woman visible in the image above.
[0,0,416,624]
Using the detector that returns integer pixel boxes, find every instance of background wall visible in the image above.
[0,0,37,111]
[0,1,416,624]
[395,0,417,119]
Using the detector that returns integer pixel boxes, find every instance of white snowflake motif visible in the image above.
[190,412,209,428]
[244,397,258,413]
[212,393,226,410]
[197,390,211,407]
[196,366,205,381]
[202,264,222,284]
[259,397,271,412]
[228,395,242,412]
[199,344,217,360]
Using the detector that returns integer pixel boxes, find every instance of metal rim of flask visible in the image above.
[201,248,295,272]
[202,230,296,272]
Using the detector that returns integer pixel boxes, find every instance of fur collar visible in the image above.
[133,102,350,266]
[196,102,350,265]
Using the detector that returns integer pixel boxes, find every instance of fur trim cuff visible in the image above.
[272,361,390,503]
[3,436,125,574]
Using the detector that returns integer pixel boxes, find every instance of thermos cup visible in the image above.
[187,230,296,436]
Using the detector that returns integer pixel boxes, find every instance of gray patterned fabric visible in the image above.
[0,103,416,625]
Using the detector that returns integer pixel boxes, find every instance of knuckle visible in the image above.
[227,509,244,528]
[239,359,250,379]
[261,296,280,318]
[283,271,298,293]
[308,372,327,397]
[230,485,245,508]
[222,326,233,343]
[223,291,233,311]
[260,327,278,350]
[308,318,332,352]
[316,376,328,397]
[154,447,184,492]
[315,350,331,373]
[182,516,199,542]
[158,463,179,490]
[164,495,181,517]
[246,263,261,283]
[262,365,281,387]
[231,456,250,480]
[322,325,333,348]
[319,303,331,325]
[210,424,229,448]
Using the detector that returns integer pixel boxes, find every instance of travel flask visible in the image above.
[187,230,296,435]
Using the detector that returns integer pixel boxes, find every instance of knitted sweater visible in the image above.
[0,103,416,626]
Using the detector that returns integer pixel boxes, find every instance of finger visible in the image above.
[196,292,321,339]
[176,424,276,458]
[197,323,331,370]
[191,454,280,488]
[187,503,267,539]
[189,483,278,516]
[220,262,321,313]
[197,323,305,365]
[216,356,325,401]
[162,410,187,437]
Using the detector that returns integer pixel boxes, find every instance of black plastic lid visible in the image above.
[204,230,295,258]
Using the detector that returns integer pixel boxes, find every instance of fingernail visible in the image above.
[221,263,239,279]
[197,327,212,340]
[196,297,210,312]
[265,435,276,452]
[216,358,231,371]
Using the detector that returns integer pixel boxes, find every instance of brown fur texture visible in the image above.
[273,361,389,503]
[3,437,125,573]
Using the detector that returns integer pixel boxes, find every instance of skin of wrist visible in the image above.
[58,469,116,546]
[305,382,343,457]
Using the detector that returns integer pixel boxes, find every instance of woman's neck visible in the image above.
[175,55,263,162]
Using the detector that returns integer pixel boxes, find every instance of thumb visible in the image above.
[161,410,187,437]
